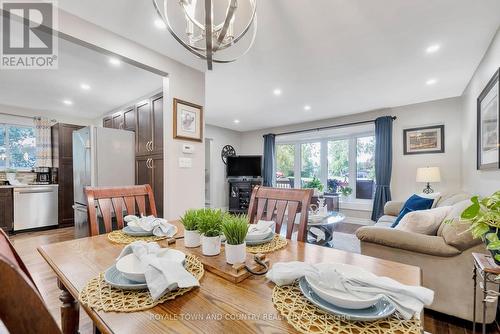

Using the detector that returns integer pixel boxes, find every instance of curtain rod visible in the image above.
[272,116,397,137]
[0,112,57,123]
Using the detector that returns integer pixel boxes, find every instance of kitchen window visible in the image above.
[0,124,36,170]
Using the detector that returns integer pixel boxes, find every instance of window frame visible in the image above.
[0,123,37,171]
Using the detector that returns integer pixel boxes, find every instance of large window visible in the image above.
[356,136,375,199]
[0,125,36,170]
[276,144,295,188]
[327,139,349,192]
[301,142,320,188]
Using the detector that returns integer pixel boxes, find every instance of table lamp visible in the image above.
[416,167,441,194]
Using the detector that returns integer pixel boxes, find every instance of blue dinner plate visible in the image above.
[245,231,275,246]
[104,265,148,290]
[122,225,153,237]
[298,277,396,321]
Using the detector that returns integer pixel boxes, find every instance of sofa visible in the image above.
[356,193,497,323]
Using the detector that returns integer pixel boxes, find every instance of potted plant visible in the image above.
[339,186,352,198]
[222,214,249,264]
[304,176,324,196]
[197,209,224,256]
[456,191,500,263]
[180,209,201,248]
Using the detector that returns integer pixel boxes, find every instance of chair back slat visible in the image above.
[85,185,158,236]
[248,186,313,241]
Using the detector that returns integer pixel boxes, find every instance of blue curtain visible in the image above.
[371,116,393,221]
[263,134,276,186]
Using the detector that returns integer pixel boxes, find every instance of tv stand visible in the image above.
[228,179,262,214]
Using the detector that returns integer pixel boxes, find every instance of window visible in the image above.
[327,139,349,193]
[0,124,36,170]
[356,136,375,199]
[301,142,320,188]
[276,144,295,188]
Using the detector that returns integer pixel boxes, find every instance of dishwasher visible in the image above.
[13,186,58,231]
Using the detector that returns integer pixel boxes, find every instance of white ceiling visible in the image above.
[0,38,162,120]
[57,0,500,130]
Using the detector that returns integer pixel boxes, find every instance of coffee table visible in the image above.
[307,211,346,246]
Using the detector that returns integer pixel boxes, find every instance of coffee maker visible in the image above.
[34,167,53,184]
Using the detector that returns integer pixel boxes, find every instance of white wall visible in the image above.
[0,104,92,126]
[205,124,242,209]
[240,97,463,201]
[461,28,500,196]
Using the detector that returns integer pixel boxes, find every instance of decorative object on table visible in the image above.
[152,0,257,70]
[221,214,249,264]
[304,176,324,196]
[124,215,177,237]
[415,166,441,194]
[107,230,172,244]
[477,68,499,170]
[173,98,203,142]
[79,254,204,312]
[339,185,352,198]
[220,144,236,164]
[180,209,201,248]
[403,125,445,155]
[391,194,435,228]
[197,208,224,256]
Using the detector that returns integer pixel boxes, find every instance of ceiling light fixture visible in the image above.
[109,57,121,66]
[152,0,257,70]
[154,18,166,29]
[233,119,240,124]
[273,88,282,96]
[80,83,91,90]
[62,100,73,105]
[304,105,311,111]
[425,44,440,54]
[426,78,437,85]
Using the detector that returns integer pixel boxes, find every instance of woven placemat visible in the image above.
[272,282,422,334]
[107,227,178,244]
[246,235,288,254]
[79,254,204,312]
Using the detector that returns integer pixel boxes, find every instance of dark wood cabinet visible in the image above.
[136,101,152,156]
[112,112,124,129]
[228,180,262,214]
[151,155,164,217]
[123,107,135,132]
[0,188,13,232]
[151,95,163,154]
[103,117,112,128]
[52,123,84,227]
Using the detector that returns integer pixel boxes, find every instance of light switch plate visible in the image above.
[179,157,192,168]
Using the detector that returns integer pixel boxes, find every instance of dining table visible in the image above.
[38,220,422,334]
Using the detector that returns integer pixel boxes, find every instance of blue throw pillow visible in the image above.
[391,194,434,228]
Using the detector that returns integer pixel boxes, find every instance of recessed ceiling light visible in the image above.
[62,99,73,105]
[425,44,441,54]
[426,78,437,85]
[304,105,311,111]
[273,88,282,96]
[234,119,240,124]
[154,19,166,30]
[80,83,90,90]
[109,57,121,66]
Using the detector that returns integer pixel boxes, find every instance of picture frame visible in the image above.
[173,98,203,142]
[477,68,499,170]
[403,125,445,155]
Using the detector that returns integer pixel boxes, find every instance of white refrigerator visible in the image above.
[72,126,135,237]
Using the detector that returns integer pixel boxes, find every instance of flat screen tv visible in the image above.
[227,155,262,178]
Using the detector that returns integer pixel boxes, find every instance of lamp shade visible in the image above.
[416,167,441,183]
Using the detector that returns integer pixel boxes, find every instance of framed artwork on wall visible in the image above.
[477,68,499,170]
[173,98,203,142]
[403,125,445,155]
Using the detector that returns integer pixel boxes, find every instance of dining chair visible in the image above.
[85,184,158,236]
[0,229,61,334]
[247,185,313,242]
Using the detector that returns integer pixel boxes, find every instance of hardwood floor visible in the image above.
[4,226,500,334]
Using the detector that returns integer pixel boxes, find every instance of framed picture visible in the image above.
[477,68,499,170]
[403,125,445,155]
[173,98,203,142]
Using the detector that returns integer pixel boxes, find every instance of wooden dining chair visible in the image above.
[0,229,61,334]
[247,185,313,242]
[85,184,158,237]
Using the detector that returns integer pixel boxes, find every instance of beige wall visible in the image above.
[461,28,500,197]
[0,104,93,126]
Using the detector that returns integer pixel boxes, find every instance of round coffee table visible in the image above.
[307,211,346,246]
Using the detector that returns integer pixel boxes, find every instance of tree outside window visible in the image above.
[327,139,349,193]
[0,125,36,170]
[301,142,320,188]
[276,144,295,187]
[356,136,375,199]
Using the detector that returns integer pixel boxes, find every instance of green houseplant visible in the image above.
[197,209,224,256]
[304,176,324,195]
[339,186,353,197]
[180,209,201,248]
[222,214,250,264]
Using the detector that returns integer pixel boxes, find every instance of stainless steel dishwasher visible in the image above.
[13,185,58,231]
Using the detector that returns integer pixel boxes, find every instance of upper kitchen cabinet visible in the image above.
[136,100,152,156]
[103,107,135,132]
[151,94,164,155]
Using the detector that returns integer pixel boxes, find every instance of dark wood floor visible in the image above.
[5,226,500,334]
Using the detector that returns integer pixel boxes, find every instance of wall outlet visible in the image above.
[179,157,192,168]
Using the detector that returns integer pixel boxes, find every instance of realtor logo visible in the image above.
[1,0,58,69]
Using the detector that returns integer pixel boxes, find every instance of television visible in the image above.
[227,155,262,178]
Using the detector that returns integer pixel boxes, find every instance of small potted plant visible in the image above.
[197,209,224,256]
[304,176,324,196]
[339,186,353,198]
[180,209,201,248]
[222,214,249,264]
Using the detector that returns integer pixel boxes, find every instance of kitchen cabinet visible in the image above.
[135,154,163,217]
[0,188,13,232]
[112,112,124,129]
[136,100,152,156]
[103,117,112,128]
[123,107,135,131]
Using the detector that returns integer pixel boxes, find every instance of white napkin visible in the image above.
[117,241,199,301]
[266,261,434,319]
[124,215,176,237]
[248,220,275,235]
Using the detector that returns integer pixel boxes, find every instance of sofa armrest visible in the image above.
[383,201,404,216]
[356,226,461,257]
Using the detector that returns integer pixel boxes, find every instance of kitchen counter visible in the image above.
[0,184,59,189]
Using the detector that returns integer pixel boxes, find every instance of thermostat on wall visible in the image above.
[182,143,194,154]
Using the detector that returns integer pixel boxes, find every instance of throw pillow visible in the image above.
[418,192,441,208]
[391,194,435,228]
[395,206,452,235]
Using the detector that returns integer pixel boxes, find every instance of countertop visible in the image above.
[0,184,59,189]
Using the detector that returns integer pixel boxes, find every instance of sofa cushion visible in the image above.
[376,215,397,228]
[392,194,435,227]
[438,199,482,251]
[436,193,470,208]
[395,206,452,235]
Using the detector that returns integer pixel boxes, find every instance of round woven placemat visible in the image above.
[79,254,204,312]
[272,282,422,334]
[246,235,288,254]
[107,227,178,244]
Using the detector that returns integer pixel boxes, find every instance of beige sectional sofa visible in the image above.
[356,193,497,323]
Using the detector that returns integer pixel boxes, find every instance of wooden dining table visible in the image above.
[38,220,422,334]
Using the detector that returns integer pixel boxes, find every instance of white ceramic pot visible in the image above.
[184,230,201,248]
[201,235,221,256]
[225,242,246,265]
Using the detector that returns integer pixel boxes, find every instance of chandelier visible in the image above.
[152,0,257,70]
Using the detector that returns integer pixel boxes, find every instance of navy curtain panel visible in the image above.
[371,116,393,221]
[263,134,276,187]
